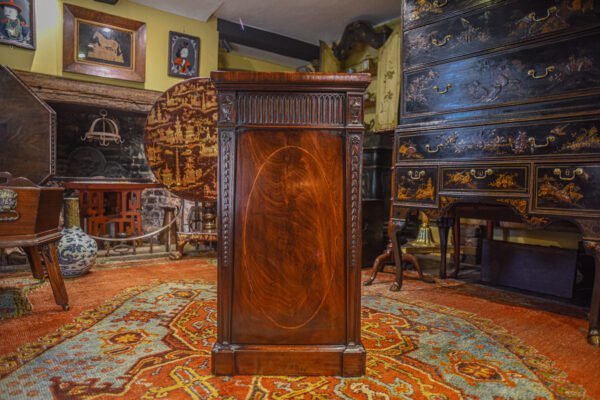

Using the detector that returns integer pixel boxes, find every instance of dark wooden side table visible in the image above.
[0,172,68,311]
[0,233,69,310]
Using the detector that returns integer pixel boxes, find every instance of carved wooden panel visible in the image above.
[404,30,600,116]
[0,66,56,184]
[143,78,218,201]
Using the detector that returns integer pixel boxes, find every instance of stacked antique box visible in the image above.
[392,0,600,345]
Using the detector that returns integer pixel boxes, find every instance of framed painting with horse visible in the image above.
[63,4,146,82]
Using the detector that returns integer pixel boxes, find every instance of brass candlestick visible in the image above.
[404,212,439,254]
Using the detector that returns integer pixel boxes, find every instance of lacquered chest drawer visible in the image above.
[394,166,437,206]
[396,117,600,162]
[404,0,600,68]
[534,164,600,215]
[404,0,489,29]
[441,165,528,192]
[404,30,600,117]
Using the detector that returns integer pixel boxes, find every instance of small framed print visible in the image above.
[168,31,199,79]
[63,4,146,82]
[0,0,35,50]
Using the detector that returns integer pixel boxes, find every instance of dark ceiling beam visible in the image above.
[217,18,320,62]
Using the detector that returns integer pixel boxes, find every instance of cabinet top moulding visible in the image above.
[211,71,371,90]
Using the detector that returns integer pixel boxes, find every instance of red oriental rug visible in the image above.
[0,258,598,399]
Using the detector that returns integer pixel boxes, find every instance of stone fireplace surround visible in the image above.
[15,71,184,237]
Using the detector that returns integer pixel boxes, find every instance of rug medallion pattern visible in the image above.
[0,280,589,399]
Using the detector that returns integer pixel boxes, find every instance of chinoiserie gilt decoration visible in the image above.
[373,0,600,347]
[143,78,218,202]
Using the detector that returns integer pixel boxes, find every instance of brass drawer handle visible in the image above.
[553,167,583,181]
[528,135,556,148]
[528,65,554,79]
[470,168,493,179]
[433,0,448,7]
[408,170,426,180]
[433,84,452,94]
[425,144,444,153]
[432,34,452,47]
[528,6,557,22]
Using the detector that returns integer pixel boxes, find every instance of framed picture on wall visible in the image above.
[0,0,35,50]
[63,4,146,82]
[168,31,199,79]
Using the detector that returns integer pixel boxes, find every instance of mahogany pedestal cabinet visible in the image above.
[211,72,370,376]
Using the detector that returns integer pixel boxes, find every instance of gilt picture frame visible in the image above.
[168,31,200,79]
[0,0,35,50]
[63,4,146,82]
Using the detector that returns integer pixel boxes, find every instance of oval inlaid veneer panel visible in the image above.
[242,146,336,329]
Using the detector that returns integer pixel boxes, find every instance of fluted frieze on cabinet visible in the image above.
[236,92,345,127]
[218,92,236,124]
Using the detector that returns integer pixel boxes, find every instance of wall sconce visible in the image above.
[81,109,123,146]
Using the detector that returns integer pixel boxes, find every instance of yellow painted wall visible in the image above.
[0,0,219,92]
[218,50,295,72]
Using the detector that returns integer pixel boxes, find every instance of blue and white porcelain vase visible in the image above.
[57,197,97,277]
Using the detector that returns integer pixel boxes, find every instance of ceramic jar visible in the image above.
[57,197,97,277]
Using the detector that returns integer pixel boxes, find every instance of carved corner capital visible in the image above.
[218,92,236,124]
[347,94,363,126]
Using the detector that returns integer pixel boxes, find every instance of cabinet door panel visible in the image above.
[404,30,600,116]
[232,129,346,344]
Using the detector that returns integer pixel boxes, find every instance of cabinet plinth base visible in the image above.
[211,343,366,376]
